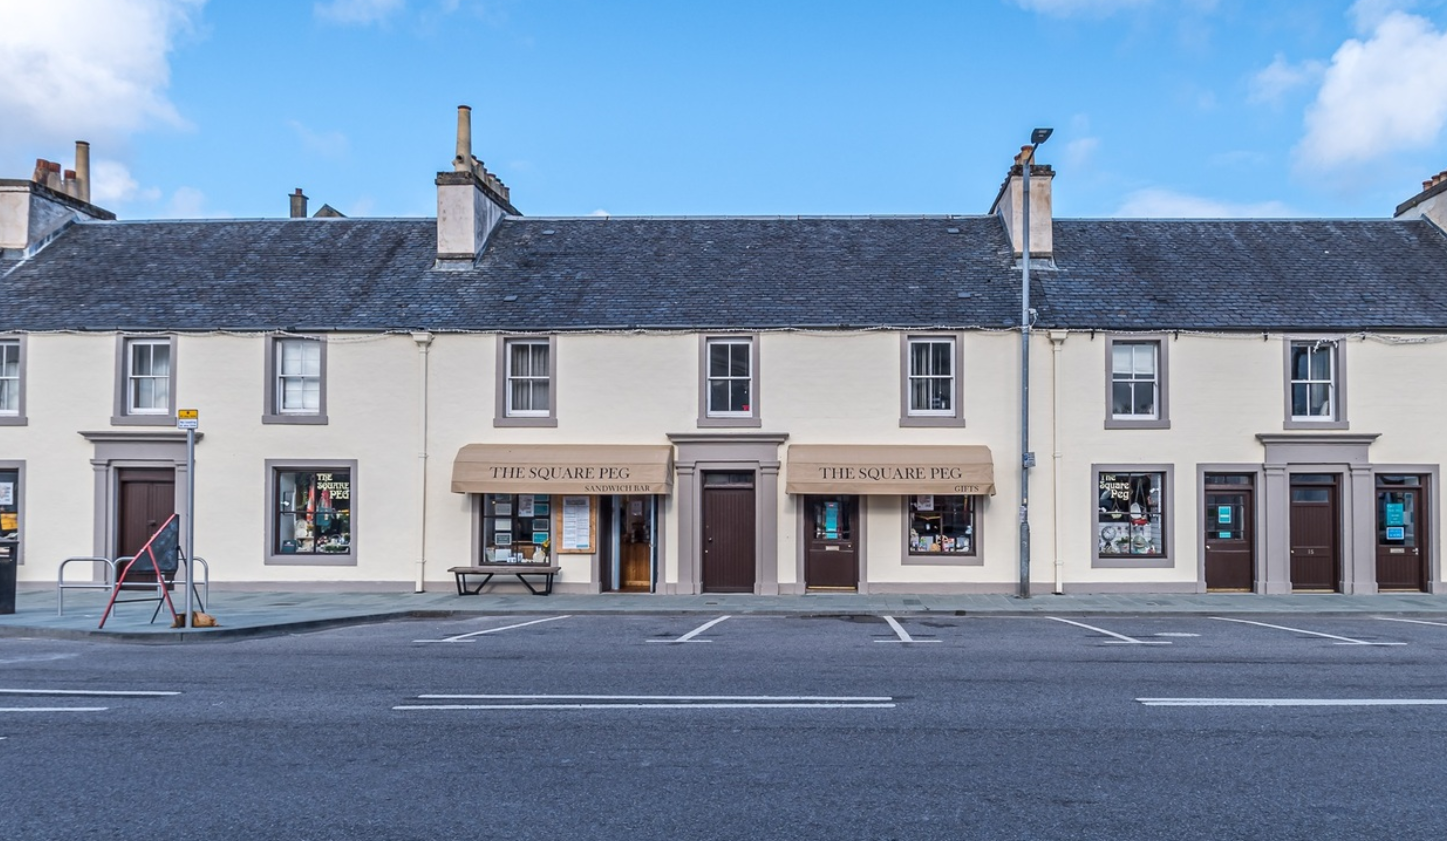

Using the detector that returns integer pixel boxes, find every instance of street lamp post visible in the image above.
[1019,127,1052,600]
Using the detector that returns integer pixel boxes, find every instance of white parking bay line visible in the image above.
[0,707,109,713]
[877,616,941,643]
[1046,617,1170,645]
[1211,616,1405,646]
[646,615,731,644]
[1376,617,1447,628]
[0,688,179,697]
[396,702,896,710]
[396,694,895,711]
[416,615,571,643]
[417,694,894,701]
[1138,698,1447,707]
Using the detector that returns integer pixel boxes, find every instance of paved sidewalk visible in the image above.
[3,583,1446,642]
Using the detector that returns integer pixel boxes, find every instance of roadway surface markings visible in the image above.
[1375,617,1447,628]
[1,707,109,713]
[1138,698,1447,707]
[1210,617,1405,645]
[415,615,571,643]
[877,616,941,643]
[1046,617,1171,645]
[395,693,895,711]
[646,615,731,643]
[0,689,180,697]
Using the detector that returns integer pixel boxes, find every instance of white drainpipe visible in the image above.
[413,332,434,592]
[1050,331,1068,594]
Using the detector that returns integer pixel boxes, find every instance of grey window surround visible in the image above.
[0,336,26,426]
[901,495,983,566]
[0,460,24,565]
[697,334,761,428]
[1104,334,1170,429]
[263,336,328,425]
[1092,463,1175,569]
[900,333,965,427]
[112,335,178,427]
[263,459,358,566]
[1284,336,1349,430]
[495,335,557,427]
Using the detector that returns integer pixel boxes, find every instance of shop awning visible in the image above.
[451,444,674,495]
[785,445,995,496]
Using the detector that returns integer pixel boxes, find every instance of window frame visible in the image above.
[902,494,983,566]
[697,334,761,428]
[112,335,177,426]
[0,461,23,567]
[263,336,329,425]
[495,336,557,427]
[0,336,26,426]
[263,459,357,566]
[1104,335,1170,430]
[1092,464,1174,569]
[900,334,965,427]
[1284,337,1348,429]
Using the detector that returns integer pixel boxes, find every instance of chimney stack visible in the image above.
[435,104,519,267]
[1394,166,1447,229]
[74,141,90,203]
[3,143,114,256]
[989,147,1055,260]
[290,188,309,218]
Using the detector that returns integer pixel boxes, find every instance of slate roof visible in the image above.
[2,213,1445,333]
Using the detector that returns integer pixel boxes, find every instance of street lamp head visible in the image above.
[1031,127,1054,146]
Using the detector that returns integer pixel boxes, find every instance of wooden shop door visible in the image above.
[701,473,755,593]
[1290,476,1340,592]
[117,468,176,558]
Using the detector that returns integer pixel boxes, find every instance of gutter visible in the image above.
[413,332,434,592]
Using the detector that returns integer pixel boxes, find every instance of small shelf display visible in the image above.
[1097,471,1164,555]
[484,494,551,563]
[908,495,974,555]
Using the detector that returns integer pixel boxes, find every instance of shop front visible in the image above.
[785,445,995,591]
[450,444,674,593]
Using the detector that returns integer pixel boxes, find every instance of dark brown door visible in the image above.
[1204,475,1254,591]
[1376,476,1428,592]
[1290,476,1339,592]
[117,468,175,558]
[805,495,858,589]
[702,473,755,593]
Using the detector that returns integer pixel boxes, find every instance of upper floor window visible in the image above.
[1285,339,1346,429]
[901,335,963,427]
[1104,336,1169,430]
[264,337,328,425]
[0,339,21,422]
[496,337,557,427]
[698,336,760,427]
[126,338,171,415]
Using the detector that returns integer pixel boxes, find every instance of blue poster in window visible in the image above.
[1386,503,1404,527]
[1218,532,1231,539]
[1386,526,1405,541]
[1217,506,1232,525]
[823,501,840,539]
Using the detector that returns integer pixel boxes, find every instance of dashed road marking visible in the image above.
[396,693,894,711]
[1139,698,1447,707]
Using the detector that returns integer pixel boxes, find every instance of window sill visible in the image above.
[110,414,176,427]
[902,554,983,567]
[899,415,965,428]
[1105,417,1170,430]
[263,413,329,425]
[264,552,357,567]
[1093,555,1173,569]
[495,415,558,428]
[1283,419,1349,431]
[698,416,762,428]
[0,415,27,426]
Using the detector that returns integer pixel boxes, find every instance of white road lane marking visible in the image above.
[417,694,894,701]
[1138,698,1447,707]
[1375,617,1447,628]
[397,694,895,710]
[0,689,179,697]
[1046,617,1170,645]
[1210,616,1405,645]
[395,702,896,710]
[0,707,109,713]
[1154,633,1199,638]
[415,615,571,643]
[877,615,941,643]
[646,615,731,643]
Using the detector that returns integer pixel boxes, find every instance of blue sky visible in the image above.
[3,0,1446,221]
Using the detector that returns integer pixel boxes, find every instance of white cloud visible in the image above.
[589,209,611,217]
[1115,189,1294,218]
[1295,8,1447,168]
[288,120,351,158]
[1249,54,1325,105]
[1063,137,1100,170]
[1011,0,1151,16]
[91,159,162,205]
[0,0,201,155]
[314,0,405,25]
[164,186,212,218]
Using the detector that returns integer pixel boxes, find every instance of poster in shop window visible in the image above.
[556,495,596,553]
[0,483,12,506]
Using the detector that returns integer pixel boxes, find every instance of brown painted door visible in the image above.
[117,468,175,558]
[702,475,755,593]
[1290,478,1339,592]
[805,495,858,589]
[1204,479,1254,591]
[1376,477,1427,592]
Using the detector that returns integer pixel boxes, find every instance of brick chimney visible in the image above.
[290,188,308,218]
[436,104,518,267]
[1,142,113,257]
[989,146,1055,260]
[1395,168,1447,230]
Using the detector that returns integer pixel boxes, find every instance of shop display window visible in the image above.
[483,494,552,563]
[908,495,974,555]
[0,468,18,542]
[276,469,352,555]
[1096,471,1164,556]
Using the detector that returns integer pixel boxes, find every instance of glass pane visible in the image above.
[1307,383,1330,416]
[1291,383,1308,416]
[813,498,851,539]
[529,344,549,375]
[1097,472,1164,556]
[1132,383,1155,416]
[730,380,750,412]
[1132,345,1155,377]
[1290,345,1309,380]
[930,342,952,376]
[510,380,531,412]
[708,380,729,414]
[1291,488,1330,502]
[910,342,930,376]
[928,378,951,411]
[708,342,730,377]
[277,470,352,555]
[1112,345,1131,377]
[728,344,749,378]
[909,379,929,412]
[1378,490,1416,547]
[1309,347,1331,380]
[131,344,152,376]
[1111,382,1132,415]
[909,495,973,554]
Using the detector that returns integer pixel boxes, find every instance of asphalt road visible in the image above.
[3,613,1447,840]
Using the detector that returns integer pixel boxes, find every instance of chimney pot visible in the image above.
[74,140,91,203]
[454,105,473,173]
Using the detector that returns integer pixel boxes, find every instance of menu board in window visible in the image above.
[555,495,596,553]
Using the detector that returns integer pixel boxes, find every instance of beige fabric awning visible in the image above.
[451,444,674,495]
[785,445,995,495]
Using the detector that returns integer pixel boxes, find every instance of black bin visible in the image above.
[0,542,15,614]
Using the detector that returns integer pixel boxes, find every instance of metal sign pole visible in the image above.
[177,409,199,628]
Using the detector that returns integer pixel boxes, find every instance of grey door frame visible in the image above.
[668,432,786,595]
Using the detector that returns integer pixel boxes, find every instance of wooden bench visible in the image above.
[449,564,561,596]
